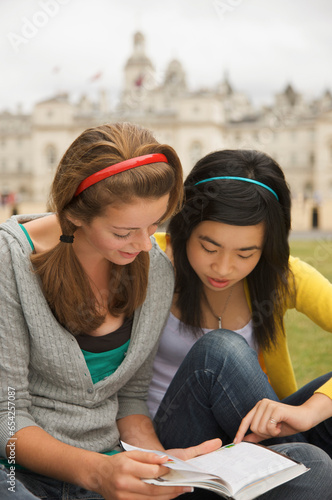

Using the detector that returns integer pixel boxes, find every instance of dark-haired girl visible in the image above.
[148,149,332,499]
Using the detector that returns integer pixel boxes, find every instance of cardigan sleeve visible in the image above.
[117,238,175,420]
[0,233,39,457]
[315,378,332,399]
[116,342,160,419]
[287,256,332,399]
[154,232,167,252]
[287,256,332,330]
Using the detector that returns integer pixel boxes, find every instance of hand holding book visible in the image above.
[122,441,308,500]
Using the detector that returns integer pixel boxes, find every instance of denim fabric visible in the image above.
[155,330,281,448]
[0,464,104,500]
[155,330,332,499]
[155,330,332,455]
[0,464,39,499]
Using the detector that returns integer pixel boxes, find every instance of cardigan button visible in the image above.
[87,388,93,394]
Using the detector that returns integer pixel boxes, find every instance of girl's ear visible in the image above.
[65,214,82,228]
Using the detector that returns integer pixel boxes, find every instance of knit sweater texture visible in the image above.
[0,215,174,459]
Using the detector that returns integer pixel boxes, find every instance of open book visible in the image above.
[122,441,308,500]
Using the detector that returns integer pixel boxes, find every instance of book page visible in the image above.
[121,441,232,493]
[187,442,297,493]
[121,441,210,473]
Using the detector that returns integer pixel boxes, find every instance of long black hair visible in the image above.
[169,149,292,350]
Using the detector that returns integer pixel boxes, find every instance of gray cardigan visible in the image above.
[0,215,174,458]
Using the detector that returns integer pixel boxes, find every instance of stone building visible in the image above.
[1,31,332,229]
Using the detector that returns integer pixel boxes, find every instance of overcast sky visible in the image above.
[1,0,332,113]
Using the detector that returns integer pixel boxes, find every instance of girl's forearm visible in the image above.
[7,426,103,492]
[117,414,164,450]
[302,392,332,428]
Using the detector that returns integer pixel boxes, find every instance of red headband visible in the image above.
[74,153,168,196]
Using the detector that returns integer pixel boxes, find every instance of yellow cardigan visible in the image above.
[154,233,332,400]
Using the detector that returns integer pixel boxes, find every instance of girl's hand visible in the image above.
[167,438,222,461]
[234,393,332,443]
[86,439,222,499]
[87,450,194,499]
[234,397,325,444]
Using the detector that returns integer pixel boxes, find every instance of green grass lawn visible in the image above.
[286,237,332,388]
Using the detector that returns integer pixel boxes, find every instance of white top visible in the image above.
[147,312,255,418]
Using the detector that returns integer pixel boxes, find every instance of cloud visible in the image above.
[1,0,331,112]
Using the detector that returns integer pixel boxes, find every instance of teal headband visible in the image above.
[194,176,279,201]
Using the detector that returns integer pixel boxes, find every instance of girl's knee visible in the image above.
[275,442,332,473]
[189,329,252,364]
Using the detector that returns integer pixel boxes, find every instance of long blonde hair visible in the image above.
[32,122,183,334]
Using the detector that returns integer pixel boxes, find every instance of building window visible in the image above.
[45,145,57,167]
[304,182,313,199]
[309,152,315,167]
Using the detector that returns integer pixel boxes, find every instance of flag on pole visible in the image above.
[135,74,144,87]
[89,71,103,82]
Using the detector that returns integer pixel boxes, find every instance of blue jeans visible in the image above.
[154,330,332,499]
[0,464,39,499]
[0,464,103,499]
